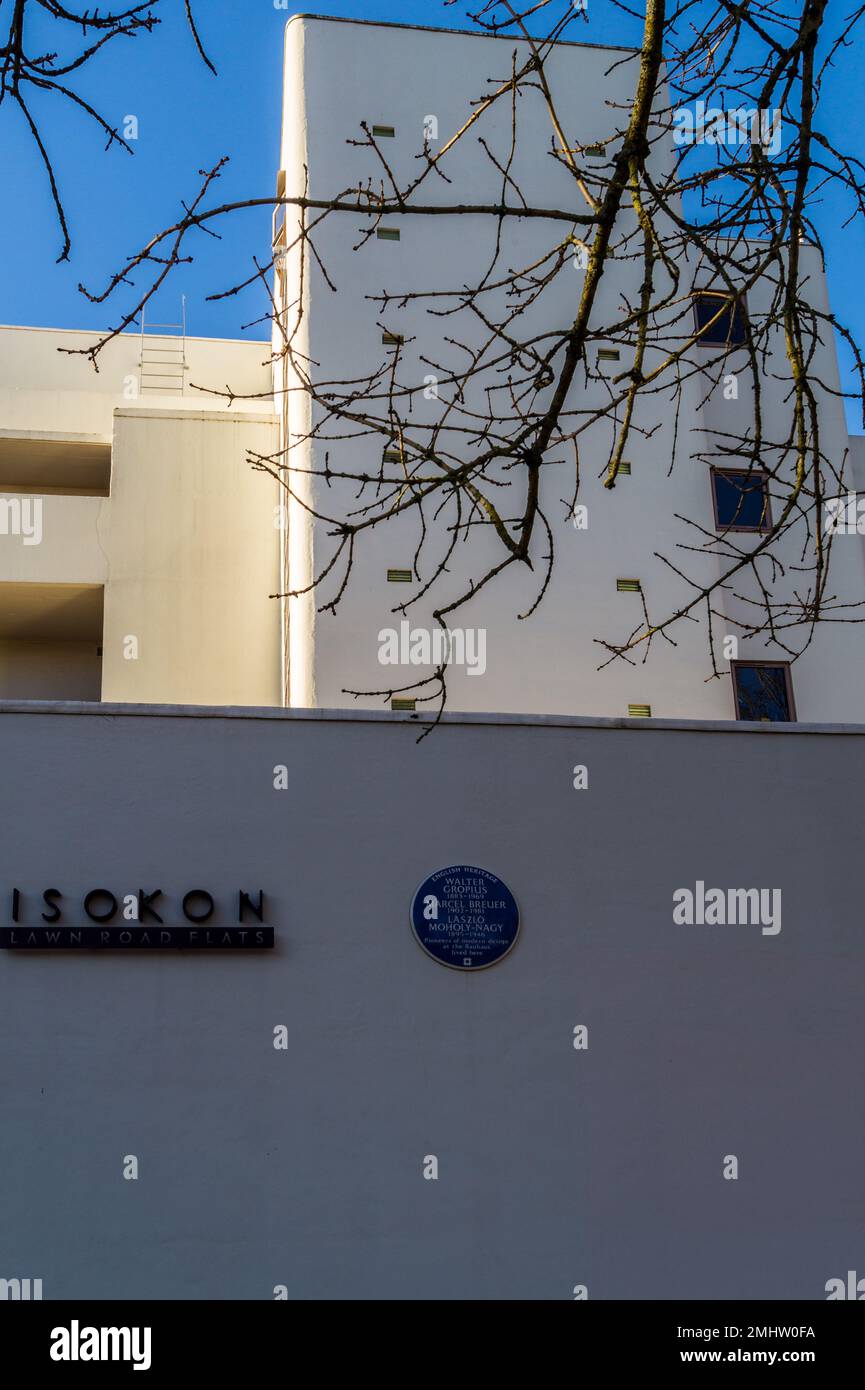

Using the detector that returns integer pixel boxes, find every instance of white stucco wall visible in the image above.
[278,17,865,723]
[1,702,863,1299]
[101,408,281,706]
[0,327,281,706]
[0,325,274,436]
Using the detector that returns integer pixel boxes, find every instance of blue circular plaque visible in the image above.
[410,865,520,971]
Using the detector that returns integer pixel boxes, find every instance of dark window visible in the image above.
[732,663,795,722]
[711,469,771,531]
[693,292,746,346]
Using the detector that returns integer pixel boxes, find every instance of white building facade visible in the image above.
[276,16,865,724]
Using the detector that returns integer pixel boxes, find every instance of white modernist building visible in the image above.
[1,14,864,722]
[0,325,279,705]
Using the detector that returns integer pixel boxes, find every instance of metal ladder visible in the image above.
[138,297,187,395]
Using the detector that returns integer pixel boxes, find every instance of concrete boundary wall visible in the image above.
[0,703,862,1300]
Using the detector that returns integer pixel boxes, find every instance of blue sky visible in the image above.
[1,1,863,426]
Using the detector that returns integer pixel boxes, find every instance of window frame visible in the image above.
[710,466,773,534]
[730,660,797,723]
[692,289,748,347]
